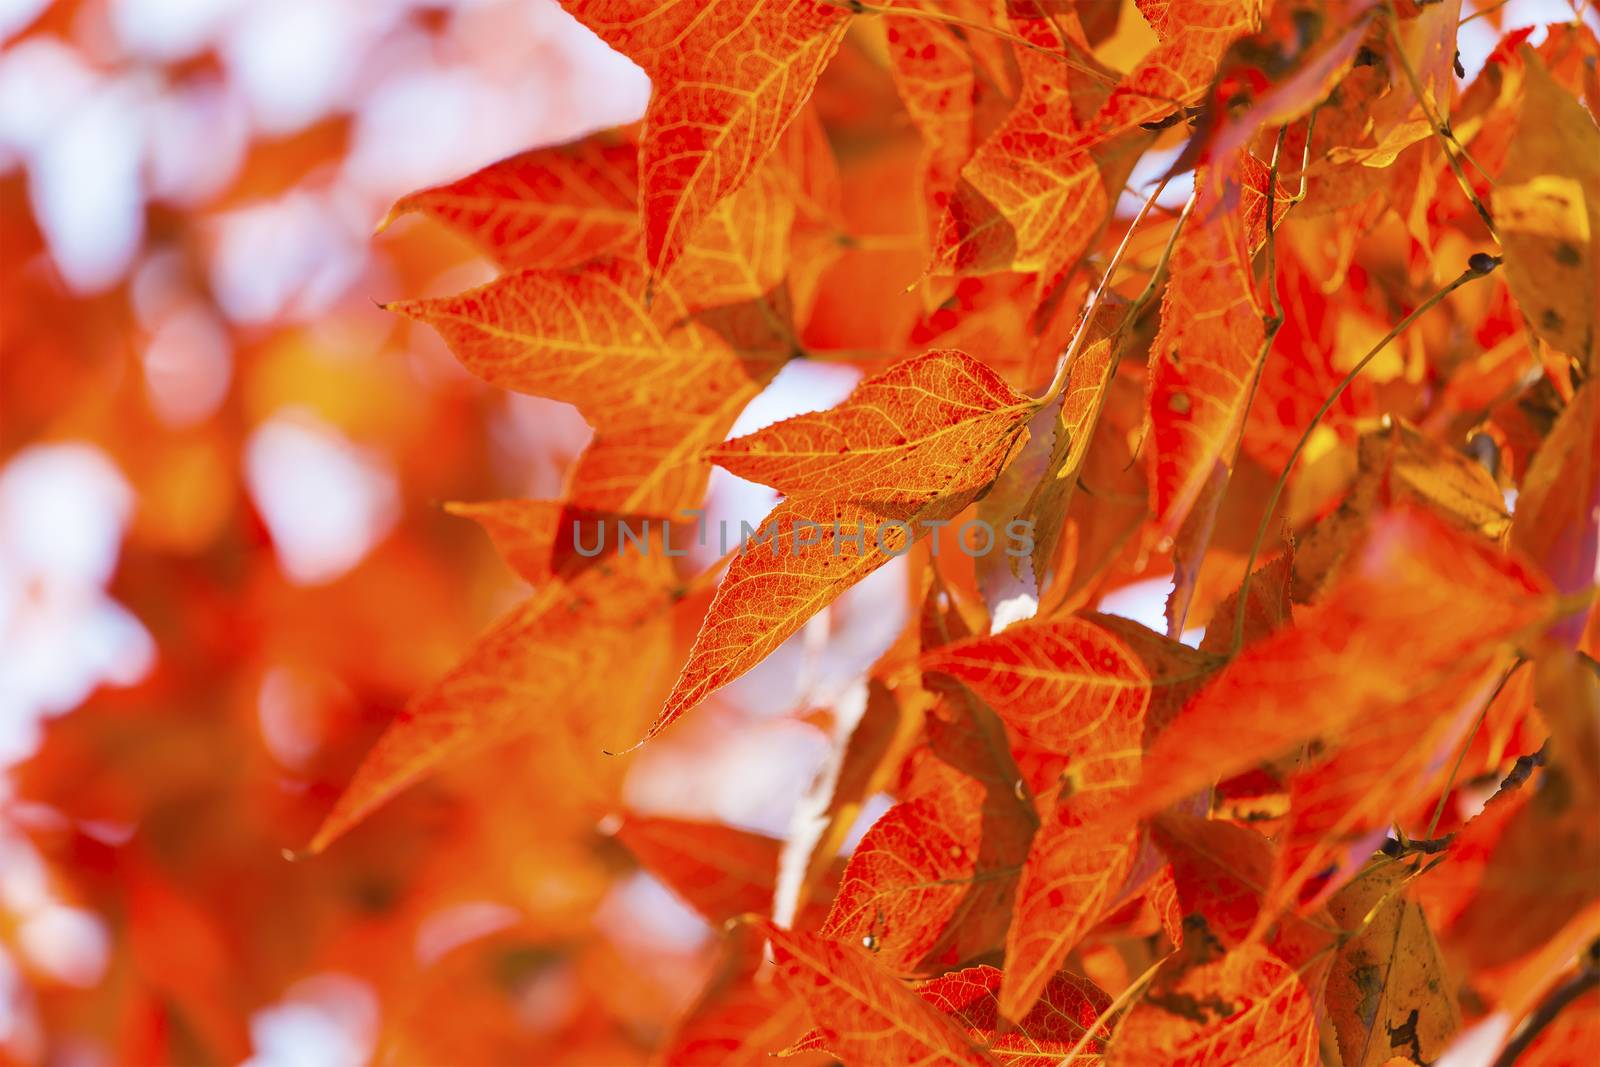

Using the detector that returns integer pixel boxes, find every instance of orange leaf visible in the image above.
[935,14,1109,283]
[821,695,1037,975]
[1124,507,1550,827]
[1004,804,1141,1021]
[393,255,794,516]
[384,134,639,270]
[761,922,998,1066]
[653,349,1039,737]
[559,0,849,277]
[1511,380,1600,646]
[1154,813,1331,968]
[1110,944,1318,1066]
[1090,0,1259,140]
[615,814,836,929]
[884,10,978,245]
[791,964,1112,1065]
[1148,157,1270,537]
[310,505,674,850]
[921,616,1149,757]
[665,927,828,1066]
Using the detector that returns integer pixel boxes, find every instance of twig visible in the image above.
[1230,254,1502,655]
[1492,945,1600,1067]
[1384,5,1499,234]
[1033,176,1172,408]
[1055,953,1168,1065]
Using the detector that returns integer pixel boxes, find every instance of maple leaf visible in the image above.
[1110,944,1319,1066]
[1120,507,1550,829]
[310,503,675,851]
[1325,860,1460,1067]
[820,692,1037,976]
[1264,659,1512,917]
[392,254,795,517]
[1088,0,1261,142]
[883,9,979,247]
[651,349,1039,738]
[1154,813,1331,968]
[1147,155,1274,537]
[921,615,1149,757]
[934,14,1112,286]
[614,814,837,929]
[1005,804,1142,1021]
[761,922,997,1066]
[978,298,1128,598]
[663,930,825,1066]
[920,612,1186,1017]
[1493,51,1600,366]
[1441,650,1600,972]
[558,0,849,277]
[790,964,1112,1066]
[1511,372,1600,648]
[383,134,639,270]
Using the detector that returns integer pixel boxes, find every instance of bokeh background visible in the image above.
[0,0,1584,1063]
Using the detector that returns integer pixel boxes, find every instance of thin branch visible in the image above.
[1384,5,1499,235]
[1230,255,1502,655]
[1056,953,1168,1065]
[1492,945,1600,1067]
[1033,176,1172,408]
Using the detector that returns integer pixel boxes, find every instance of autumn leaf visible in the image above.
[883,8,978,247]
[559,0,849,277]
[1511,380,1599,646]
[310,503,675,851]
[652,349,1038,738]
[776,677,917,928]
[820,693,1037,976]
[1325,860,1460,1067]
[664,925,830,1066]
[1264,659,1512,918]
[1493,50,1600,365]
[22,1,1600,1061]
[1147,156,1272,537]
[1122,507,1550,828]
[1004,803,1141,1021]
[383,134,639,270]
[393,254,795,516]
[934,14,1111,285]
[1088,0,1260,141]
[761,922,997,1066]
[1013,299,1128,591]
[614,814,837,929]
[921,611,1162,1016]
[1154,813,1331,968]
[1110,944,1319,1066]
[1442,650,1600,972]
[791,964,1111,1066]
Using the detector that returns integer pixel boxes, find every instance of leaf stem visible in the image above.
[1383,5,1499,236]
[1034,176,1172,409]
[1229,256,1501,656]
[1054,952,1168,1065]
